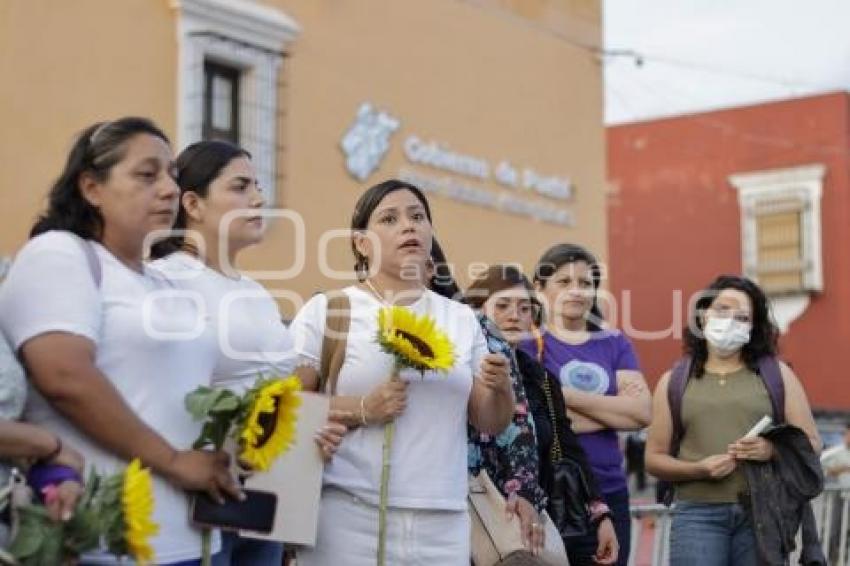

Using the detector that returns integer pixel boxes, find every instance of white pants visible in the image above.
[297,488,470,566]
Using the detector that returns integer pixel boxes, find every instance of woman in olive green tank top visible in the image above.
[644,276,820,566]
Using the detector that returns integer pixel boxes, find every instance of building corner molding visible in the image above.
[171,0,299,206]
[170,0,300,52]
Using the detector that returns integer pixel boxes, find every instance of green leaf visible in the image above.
[184,386,219,420]
[8,514,45,559]
[34,524,63,566]
[8,507,70,566]
[210,391,240,413]
[79,469,102,508]
[64,507,102,555]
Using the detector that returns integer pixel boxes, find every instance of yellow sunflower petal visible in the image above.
[122,458,159,565]
[240,376,302,471]
[377,306,456,372]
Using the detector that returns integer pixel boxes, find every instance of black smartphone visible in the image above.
[190,489,277,534]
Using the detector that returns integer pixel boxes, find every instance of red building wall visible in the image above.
[607,92,850,411]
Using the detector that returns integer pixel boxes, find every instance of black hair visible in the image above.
[533,243,604,331]
[429,238,461,300]
[149,140,251,259]
[350,179,432,278]
[684,274,779,378]
[30,117,170,239]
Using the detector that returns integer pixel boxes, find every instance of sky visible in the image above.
[603,0,850,124]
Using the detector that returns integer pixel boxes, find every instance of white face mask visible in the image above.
[703,316,752,356]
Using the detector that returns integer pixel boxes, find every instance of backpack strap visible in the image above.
[318,290,351,395]
[659,356,693,506]
[667,356,692,458]
[72,235,102,288]
[757,356,786,425]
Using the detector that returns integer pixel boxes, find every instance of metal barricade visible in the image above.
[806,485,850,566]
[628,503,673,566]
[627,488,850,566]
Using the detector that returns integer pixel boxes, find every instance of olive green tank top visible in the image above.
[676,367,773,503]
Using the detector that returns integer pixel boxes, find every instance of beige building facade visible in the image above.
[0,0,605,316]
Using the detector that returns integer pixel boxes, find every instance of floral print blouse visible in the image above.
[468,314,547,511]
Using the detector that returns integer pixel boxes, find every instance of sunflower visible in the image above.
[121,458,158,565]
[377,306,455,373]
[239,376,302,471]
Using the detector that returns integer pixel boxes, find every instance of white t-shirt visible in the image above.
[821,443,850,489]
[289,286,488,511]
[151,252,296,393]
[0,231,219,564]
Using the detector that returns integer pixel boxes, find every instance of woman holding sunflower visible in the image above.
[290,179,514,566]
[0,118,240,565]
[150,140,346,566]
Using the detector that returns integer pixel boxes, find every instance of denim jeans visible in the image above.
[212,531,284,566]
[563,488,631,566]
[670,501,758,566]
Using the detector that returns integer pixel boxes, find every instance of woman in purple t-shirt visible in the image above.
[520,243,651,566]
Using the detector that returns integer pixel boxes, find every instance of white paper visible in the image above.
[239,392,329,545]
[743,415,773,439]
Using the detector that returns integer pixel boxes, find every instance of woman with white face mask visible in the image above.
[645,275,820,566]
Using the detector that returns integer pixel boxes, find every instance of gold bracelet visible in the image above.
[359,396,369,427]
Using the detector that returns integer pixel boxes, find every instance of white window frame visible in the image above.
[171,0,299,205]
[729,163,825,294]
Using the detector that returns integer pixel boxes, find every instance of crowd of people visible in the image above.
[0,117,833,565]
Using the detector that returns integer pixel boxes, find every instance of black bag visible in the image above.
[539,372,592,539]
[546,456,592,538]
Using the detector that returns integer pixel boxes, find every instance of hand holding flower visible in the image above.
[362,379,409,425]
[42,480,83,523]
[374,306,456,566]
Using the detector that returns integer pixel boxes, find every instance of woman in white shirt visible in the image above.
[0,118,240,565]
[291,179,515,566]
[150,140,345,565]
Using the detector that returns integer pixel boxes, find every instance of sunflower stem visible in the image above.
[377,370,399,566]
[201,528,211,566]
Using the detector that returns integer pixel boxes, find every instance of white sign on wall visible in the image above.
[340,102,575,226]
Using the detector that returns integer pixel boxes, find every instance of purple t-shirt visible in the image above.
[519,330,640,495]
